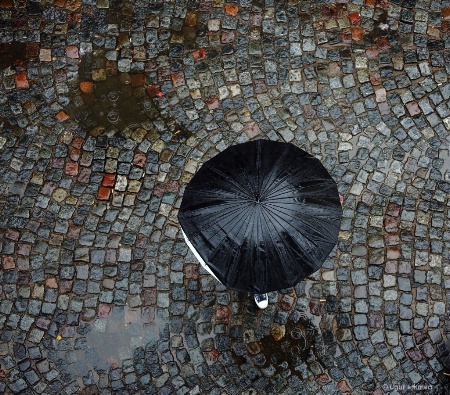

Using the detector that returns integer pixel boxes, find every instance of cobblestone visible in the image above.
[0,0,450,393]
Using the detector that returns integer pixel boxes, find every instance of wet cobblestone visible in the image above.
[1,0,450,394]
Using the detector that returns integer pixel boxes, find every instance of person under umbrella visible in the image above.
[178,139,342,309]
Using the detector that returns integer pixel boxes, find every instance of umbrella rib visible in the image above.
[228,147,261,199]
[182,203,251,221]
[265,179,337,201]
[203,164,254,200]
[262,160,321,201]
[258,208,294,287]
[221,204,256,284]
[266,197,342,217]
[259,143,293,200]
[256,207,306,284]
[264,202,339,242]
[261,204,326,260]
[261,168,304,201]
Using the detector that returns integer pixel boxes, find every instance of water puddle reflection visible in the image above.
[57,305,166,382]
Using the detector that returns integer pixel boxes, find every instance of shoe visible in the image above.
[254,293,268,309]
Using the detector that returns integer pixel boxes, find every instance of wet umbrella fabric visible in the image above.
[178,140,342,293]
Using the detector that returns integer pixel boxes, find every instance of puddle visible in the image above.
[0,42,27,69]
[64,74,158,136]
[255,314,323,370]
[232,285,337,378]
[56,306,166,382]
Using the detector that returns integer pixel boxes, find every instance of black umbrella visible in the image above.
[178,140,342,293]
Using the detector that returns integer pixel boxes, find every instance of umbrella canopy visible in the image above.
[178,140,342,293]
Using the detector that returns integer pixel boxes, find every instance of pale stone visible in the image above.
[208,19,221,31]
[229,84,241,96]
[218,86,229,100]
[53,188,67,202]
[322,271,336,281]
[128,180,141,193]
[115,175,128,191]
[383,275,396,288]
[39,49,52,62]
[271,325,286,341]
[375,88,387,102]
[152,140,165,153]
[289,69,302,82]
[383,290,397,300]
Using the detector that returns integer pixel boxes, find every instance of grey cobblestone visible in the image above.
[0,0,449,393]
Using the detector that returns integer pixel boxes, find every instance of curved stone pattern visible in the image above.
[0,0,449,394]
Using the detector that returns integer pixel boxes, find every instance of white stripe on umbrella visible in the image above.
[181,229,222,283]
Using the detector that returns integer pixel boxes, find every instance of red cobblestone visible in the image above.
[65,161,79,176]
[384,234,400,246]
[414,331,428,345]
[216,305,229,324]
[15,73,29,89]
[370,72,382,85]
[442,6,450,19]
[341,29,352,44]
[105,250,117,263]
[184,264,199,279]
[97,186,111,200]
[369,312,383,328]
[309,300,325,315]
[136,235,148,248]
[18,271,31,285]
[338,380,352,393]
[70,148,81,161]
[348,12,361,25]
[102,174,116,187]
[351,27,363,41]
[375,37,390,51]
[56,110,69,122]
[46,277,58,288]
[384,261,398,273]
[66,46,79,58]
[206,96,219,110]
[72,136,84,149]
[97,303,111,318]
[2,256,15,270]
[133,153,146,167]
[279,294,295,311]
[203,349,220,365]
[192,48,207,61]
[53,158,65,168]
[225,4,239,16]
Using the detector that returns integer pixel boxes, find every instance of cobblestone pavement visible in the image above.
[1,0,450,394]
